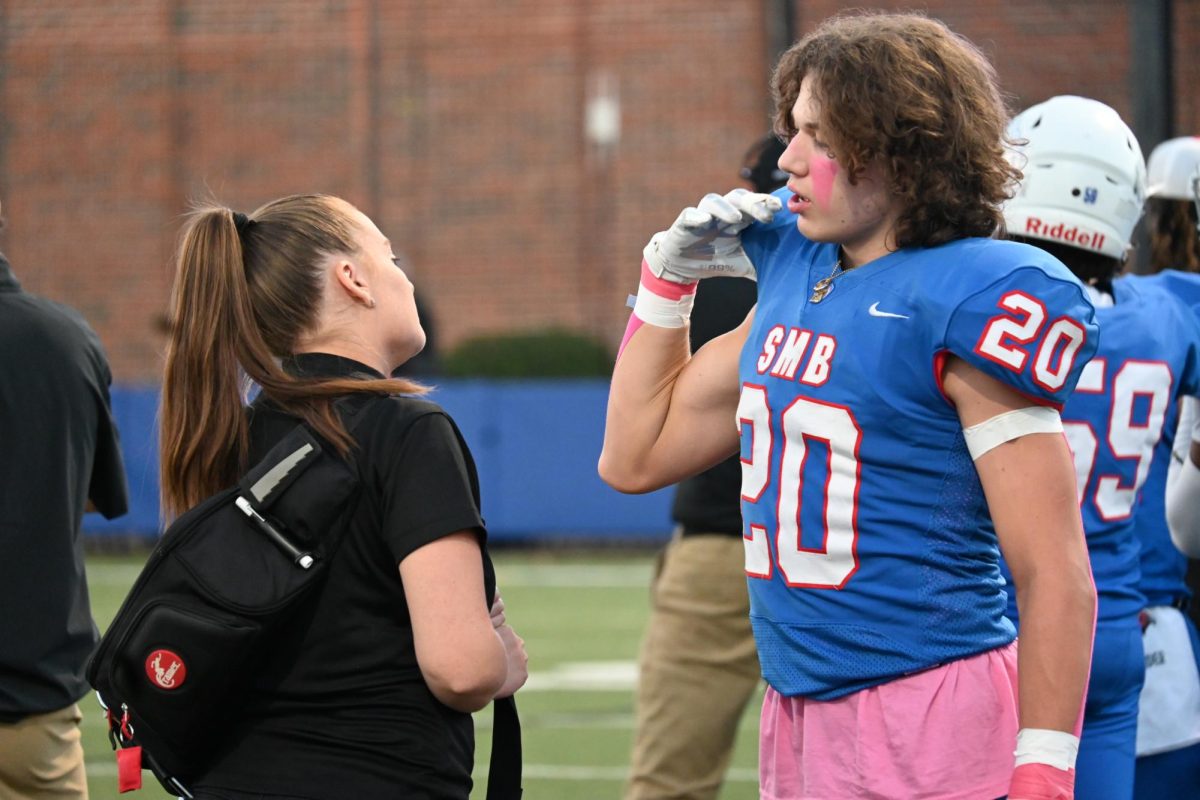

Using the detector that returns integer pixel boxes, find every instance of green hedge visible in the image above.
[442,328,614,378]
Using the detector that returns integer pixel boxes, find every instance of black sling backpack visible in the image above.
[87,402,522,799]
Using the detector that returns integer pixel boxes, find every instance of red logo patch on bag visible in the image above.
[145,649,187,690]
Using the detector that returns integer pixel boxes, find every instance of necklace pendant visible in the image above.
[810,278,833,303]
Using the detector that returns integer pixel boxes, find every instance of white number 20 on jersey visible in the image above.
[737,385,861,588]
[974,290,1088,392]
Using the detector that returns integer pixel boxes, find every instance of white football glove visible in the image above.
[643,188,782,283]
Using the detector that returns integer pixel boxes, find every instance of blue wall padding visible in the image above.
[84,380,675,542]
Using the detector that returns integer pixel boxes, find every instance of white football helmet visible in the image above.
[1004,95,1146,260]
[1147,137,1200,237]
[1147,136,1200,200]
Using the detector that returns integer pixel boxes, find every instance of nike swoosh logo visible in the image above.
[868,302,910,319]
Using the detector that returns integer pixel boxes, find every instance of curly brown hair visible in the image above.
[772,11,1020,249]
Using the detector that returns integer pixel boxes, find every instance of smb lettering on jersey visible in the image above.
[754,327,836,385]
[736,208,1098,699]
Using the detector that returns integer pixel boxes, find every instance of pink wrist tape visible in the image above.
[1008,762,1075,800]
[638,259,698,301]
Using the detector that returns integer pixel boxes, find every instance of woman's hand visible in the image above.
[494,621,528,698]
[490,591,506,628]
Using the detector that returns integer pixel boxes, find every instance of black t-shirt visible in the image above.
[0,252,128,721]
[670,277,757,537]
[195,353,495,800]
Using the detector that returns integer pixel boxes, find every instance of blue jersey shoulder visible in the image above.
[1120,269,1200,308]
[1109,279,1200,398]
[892,239,1099,408]
[744,229,1098,408]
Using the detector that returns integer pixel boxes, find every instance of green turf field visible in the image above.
[83,549,762,799]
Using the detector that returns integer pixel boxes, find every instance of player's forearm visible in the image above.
[1167,397,1200,557]
[1168,443,1200,557]
[598,323,691,493]
[601,190,776,494]
[1013,567,1095,734]
[971,427,1096,734]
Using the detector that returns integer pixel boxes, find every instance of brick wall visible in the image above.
[0,0,1193,382]
[1174,0,1200,133]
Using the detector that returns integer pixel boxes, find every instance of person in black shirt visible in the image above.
[624,136,786,800]
[0,198,129,798]
[158,194,527,800]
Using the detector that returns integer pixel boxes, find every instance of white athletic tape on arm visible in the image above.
[631,259,697,329]
[633,285,696,329]
[962,406,1063,461]
[1168,453,1200,558]
[1014,728,1079,771]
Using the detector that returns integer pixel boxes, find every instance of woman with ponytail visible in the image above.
[161,194,527,800]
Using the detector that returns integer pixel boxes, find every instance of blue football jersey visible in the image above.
[738,214,1098,700]
[1003,280,1200,624]
[1119,269,1200,606]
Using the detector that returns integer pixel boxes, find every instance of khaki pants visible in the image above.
[0,703,88,799]
[626,534,762,800]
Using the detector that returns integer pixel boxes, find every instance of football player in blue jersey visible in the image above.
[1116,134,1200,799]
[1144,137,1200,275]
[601,11,1098,800]
[1001,96,1200,800]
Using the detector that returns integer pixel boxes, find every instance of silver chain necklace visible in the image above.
[810,260,845,303]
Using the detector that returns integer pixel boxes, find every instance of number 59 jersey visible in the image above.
[1028,279,1200,624]
[739,217,1098,700]
[1119,269,1200,608]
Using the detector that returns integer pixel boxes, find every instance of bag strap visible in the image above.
[487,695,523,799]
[242,393,376,496]
[235,394,377,566]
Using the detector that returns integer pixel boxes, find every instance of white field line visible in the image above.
[522,660,639,691]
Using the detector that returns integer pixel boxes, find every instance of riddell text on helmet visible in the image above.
[1024,217,1106,252]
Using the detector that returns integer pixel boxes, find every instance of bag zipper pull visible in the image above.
[115,704,143,792]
